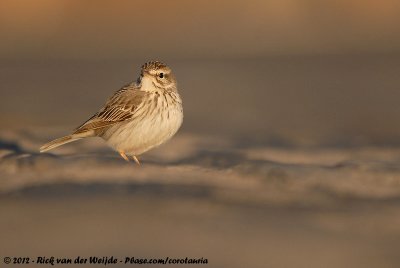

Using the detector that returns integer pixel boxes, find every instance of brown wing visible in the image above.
[73,83,147,134]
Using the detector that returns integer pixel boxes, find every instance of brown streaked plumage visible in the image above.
[40,61,183,164]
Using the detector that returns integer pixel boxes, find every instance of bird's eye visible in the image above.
[159,73,164,78]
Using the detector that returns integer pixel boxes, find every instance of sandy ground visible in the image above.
[2,128,400,267]
[2,57,400,267]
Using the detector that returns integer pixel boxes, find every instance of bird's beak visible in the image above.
[137,70,151,85]
[136,75,142,84]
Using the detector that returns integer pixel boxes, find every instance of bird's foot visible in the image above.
[119,151,130,162]
[132,155,141,165]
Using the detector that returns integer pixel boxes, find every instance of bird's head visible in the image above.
[137,61,177,92]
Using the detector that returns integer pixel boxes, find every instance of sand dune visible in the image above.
[1,127,400,267]
[3,128,400,204]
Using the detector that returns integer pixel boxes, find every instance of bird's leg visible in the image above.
[132,155,141,165]
[119,151,130,162]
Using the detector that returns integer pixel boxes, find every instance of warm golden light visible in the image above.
[0,0,399,59]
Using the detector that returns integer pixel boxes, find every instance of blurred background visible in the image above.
[1,0,400,145]
[2,1,400,268]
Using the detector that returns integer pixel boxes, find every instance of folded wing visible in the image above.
[74,83,147,134]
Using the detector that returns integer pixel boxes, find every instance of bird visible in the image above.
[40,61,183,165]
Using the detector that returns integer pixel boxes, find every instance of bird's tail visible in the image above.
[39,132,92,153]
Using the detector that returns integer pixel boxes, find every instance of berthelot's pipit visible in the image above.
[40,61,183,164]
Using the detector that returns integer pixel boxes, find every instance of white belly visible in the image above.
[102,105,183,156]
